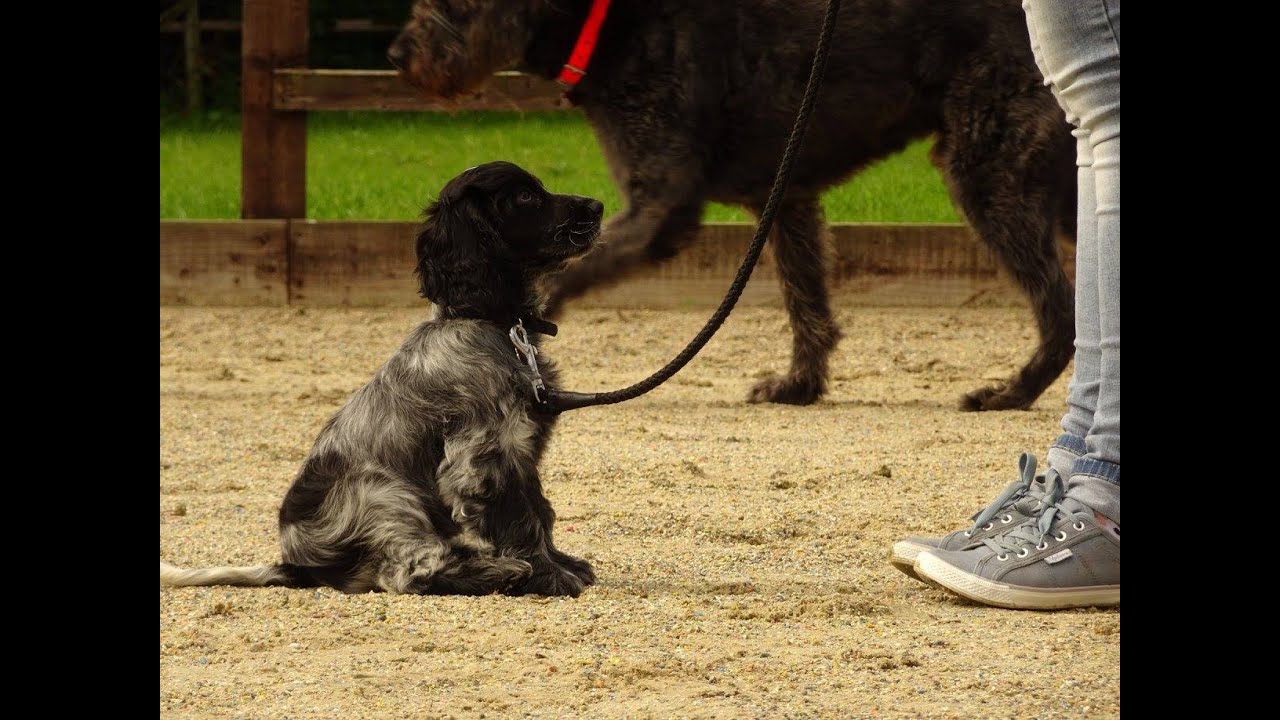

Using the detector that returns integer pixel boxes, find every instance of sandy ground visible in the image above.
[159,306,1119,719]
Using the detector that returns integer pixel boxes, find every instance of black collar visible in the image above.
[444,310,558,337]
[521,316,559,337]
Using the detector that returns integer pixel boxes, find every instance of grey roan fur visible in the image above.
[388,0,1077,410]
[161,162,605,596]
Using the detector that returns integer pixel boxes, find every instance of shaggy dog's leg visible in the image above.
[544,203,704,314]
[934,82,1076,412]
[747,198,842,405]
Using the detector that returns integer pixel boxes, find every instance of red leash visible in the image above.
[557,0,613,87]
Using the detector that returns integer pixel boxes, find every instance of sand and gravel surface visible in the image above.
[160,305,1119,719]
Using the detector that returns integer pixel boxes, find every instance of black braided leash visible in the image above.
[544,0,842,413]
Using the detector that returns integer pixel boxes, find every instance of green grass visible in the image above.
[160,112,960,222]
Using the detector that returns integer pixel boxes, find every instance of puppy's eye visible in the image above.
[517,190,534,205]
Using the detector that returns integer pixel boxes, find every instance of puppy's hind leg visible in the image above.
[372,513,531,597]
[286,472,475,595]
[406,547,533,597]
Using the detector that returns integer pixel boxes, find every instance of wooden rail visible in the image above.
[161,18,401,33]
[160,221,1059,308]
[272,70,571,112]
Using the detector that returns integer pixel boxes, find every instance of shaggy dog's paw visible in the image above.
[959,384,1034,412]
[747,373,823,405]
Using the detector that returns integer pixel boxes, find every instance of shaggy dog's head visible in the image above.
[415,161,603,316]
[388,0,548,98]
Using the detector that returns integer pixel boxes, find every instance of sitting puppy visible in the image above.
[161,161,604,597]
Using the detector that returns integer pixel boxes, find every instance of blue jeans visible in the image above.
[1024,0,1120,513]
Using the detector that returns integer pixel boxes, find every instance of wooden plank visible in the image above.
[269,0,308,218]
[332,19,400,32]
[161,221,1071,308]
[273,70,573,112]
[183,0,202,113]
[285,221,1044,308]
[240,0,274,217]
[161,20,243,32]
[576,223,1017,308]
[289,221,418,306]
[160,221,289,305]
[159,0,194,27]
[241,0,307,218]
[161,19,397,33]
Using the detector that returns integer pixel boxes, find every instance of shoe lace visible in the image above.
[979,470,1084,556]
[966,452,1041,536]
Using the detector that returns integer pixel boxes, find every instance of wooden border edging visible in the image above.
[161,221,1065,308]
[273,70,573,112]
[160,220,290,305]
[161,18,402,33]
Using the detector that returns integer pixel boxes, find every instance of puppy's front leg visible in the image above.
[478,482,594,598]
[438,425,595,597]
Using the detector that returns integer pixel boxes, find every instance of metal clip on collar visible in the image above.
[509,319,549,404]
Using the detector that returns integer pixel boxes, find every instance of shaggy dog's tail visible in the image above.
[160,561,316,588]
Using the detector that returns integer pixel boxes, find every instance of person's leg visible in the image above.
[1039,0,1121,524]
[912,0,1119,608]
[887,0,1087,580]
[1025,0,1095,482]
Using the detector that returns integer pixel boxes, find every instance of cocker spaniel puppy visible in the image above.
[161,161,604,597]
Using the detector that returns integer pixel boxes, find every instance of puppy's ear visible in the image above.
[415,191,511,313]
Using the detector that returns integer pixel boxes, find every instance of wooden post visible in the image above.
[183,0,203,113]
[242,0,308,219]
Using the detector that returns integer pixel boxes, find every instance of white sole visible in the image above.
[890,541,933,580]
[915,552,1119,610]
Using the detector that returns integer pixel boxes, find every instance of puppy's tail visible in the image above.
[160,561,313,588]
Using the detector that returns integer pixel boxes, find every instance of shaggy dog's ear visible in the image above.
[415,188,512,313]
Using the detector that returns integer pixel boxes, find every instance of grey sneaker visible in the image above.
[914,488,1120,610]
[891,453,1057,581]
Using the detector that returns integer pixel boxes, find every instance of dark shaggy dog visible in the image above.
[161,162,603,597]
[388,0,1076,410]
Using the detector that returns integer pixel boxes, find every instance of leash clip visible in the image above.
[510,319,548,404]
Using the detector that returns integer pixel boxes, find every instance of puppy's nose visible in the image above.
[586,199,604,220]
[387,41,408,71]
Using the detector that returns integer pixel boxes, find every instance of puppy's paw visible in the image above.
[550,550,596,586]
[407,555,532,596]
[517,562,589,598]
[490,556,535,590]
[747,373,823,405]
[959,384,1033,412]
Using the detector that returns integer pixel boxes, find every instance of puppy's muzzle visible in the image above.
[571,201,604,247]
